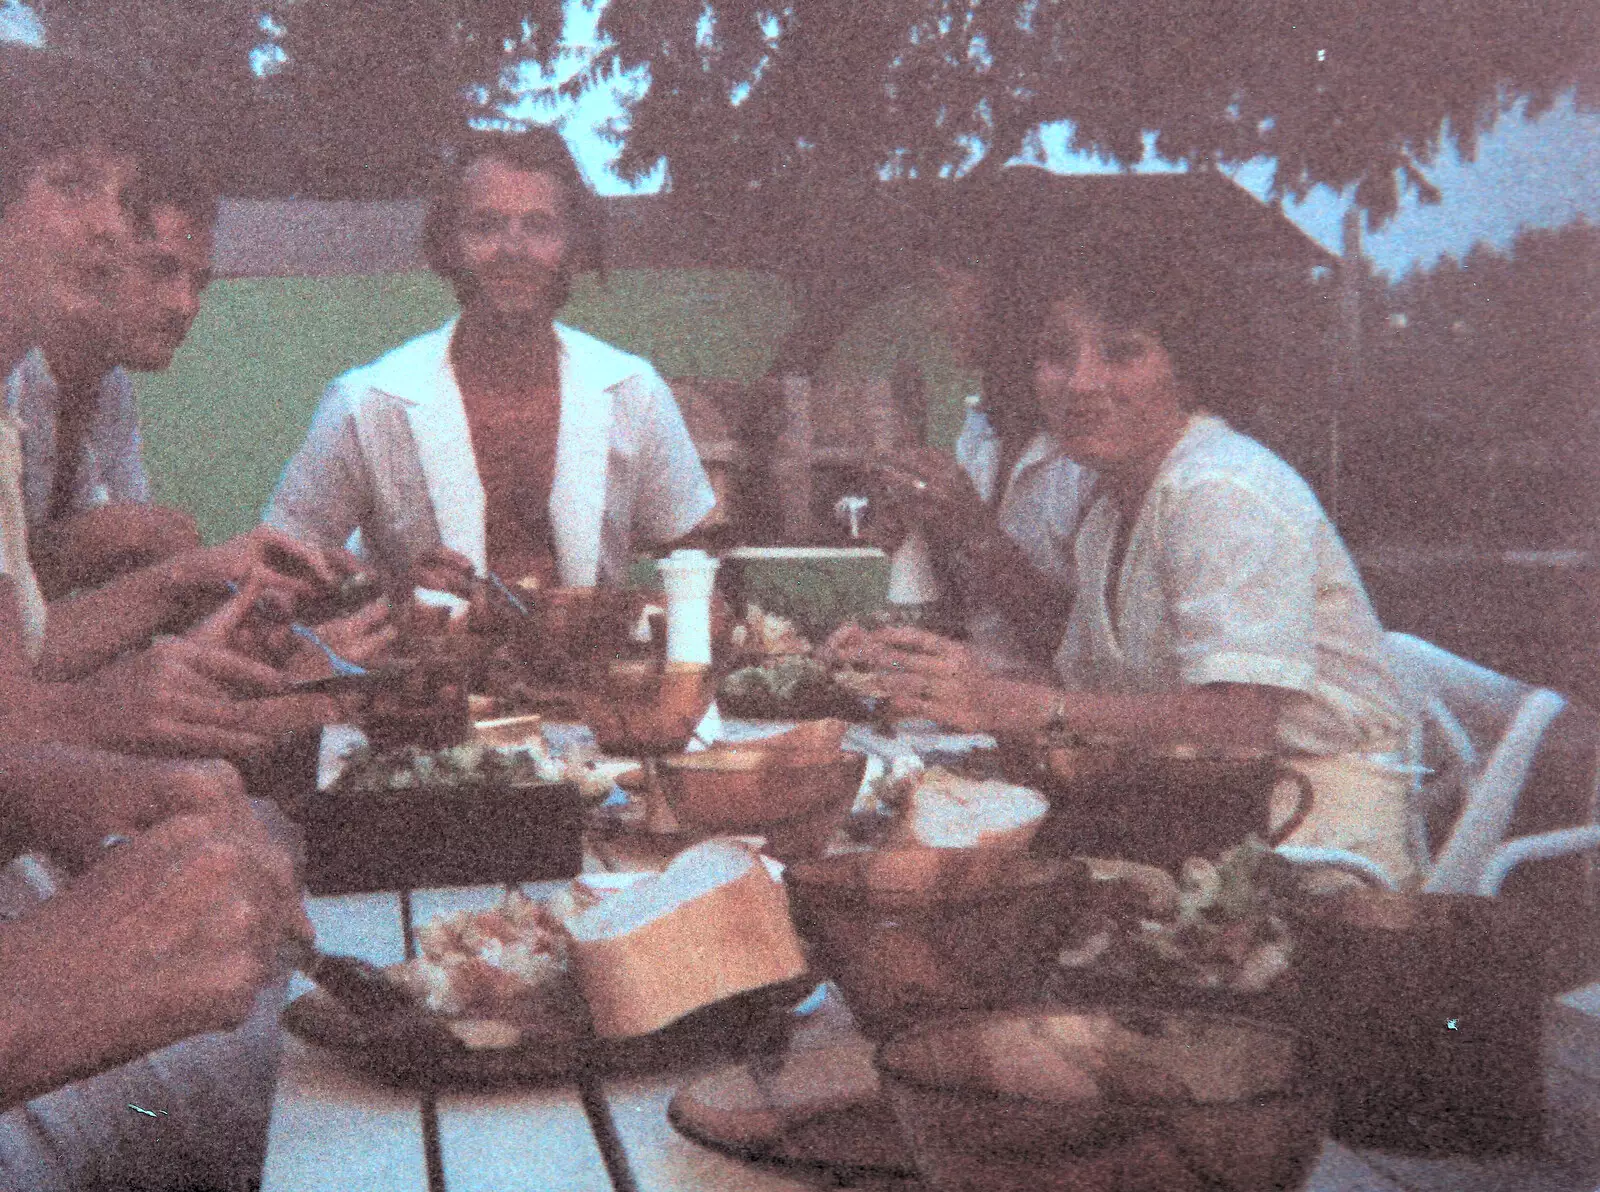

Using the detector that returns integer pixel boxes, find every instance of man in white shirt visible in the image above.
[267,126,715,592]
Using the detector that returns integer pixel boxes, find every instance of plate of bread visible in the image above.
[283,839,817,1090]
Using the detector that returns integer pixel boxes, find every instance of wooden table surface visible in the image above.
[264,722,1600,1191]
[263,877,1600,1192]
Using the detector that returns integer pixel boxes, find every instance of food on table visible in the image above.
[331,739,617,802]
[888,767,1049,851]
[386,892,570,1046]
[555,838,807,1038]
[718,655,878,720]
[470,713,544,748]
[727,602,811,657]
[1054,839,1302,995]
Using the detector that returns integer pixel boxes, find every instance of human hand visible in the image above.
[77,580,345,758]
[823,624,1030,732]
[281,598,396,682]
[162,526,351,613]
[871,446,993,548]
[0,748,250,870]
[0,808,311,1104]
[409,547,478,599]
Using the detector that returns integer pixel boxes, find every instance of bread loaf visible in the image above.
[893,769,1049,851]
[556,838,807,1037]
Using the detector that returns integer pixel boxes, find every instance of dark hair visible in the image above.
[421,126,603,300]
[129,145,221,232]
[985,221,1255,441]
[0,46,148,216]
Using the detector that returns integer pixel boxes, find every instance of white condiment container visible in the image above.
[657,548,720,665]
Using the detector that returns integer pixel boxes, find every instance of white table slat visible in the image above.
[267,890,428,1192]
[306,890,408,965]
[409,883,519,924]
[263,1036,430,1192]
[1304,1142,1409,1191]
[436,1088,614,1192]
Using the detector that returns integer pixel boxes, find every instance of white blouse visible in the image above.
[1054,414,1409,758]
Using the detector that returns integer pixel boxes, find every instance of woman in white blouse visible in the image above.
[833,236,1419,884]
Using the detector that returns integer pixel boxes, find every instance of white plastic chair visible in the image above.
[1277,632,1599,896]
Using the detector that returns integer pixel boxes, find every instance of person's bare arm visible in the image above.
[34,527,346,680]
[0,745,249,869]
[32,503,202,598]
[829,624,1284,752]
[872,449,1071,652]
[7,580,349,759]
[0,807,310,1110]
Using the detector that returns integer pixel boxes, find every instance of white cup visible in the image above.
[657,550,720,665]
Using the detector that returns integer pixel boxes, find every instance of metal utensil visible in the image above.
[282,937,444,1023]
[284,659,417,696]
[226,579,369,678]
[289,622,369,678]
[485,569,531,617]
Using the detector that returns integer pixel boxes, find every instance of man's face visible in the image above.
[113,205,214,372]
[2,145,140,327]
[453,157,570,325]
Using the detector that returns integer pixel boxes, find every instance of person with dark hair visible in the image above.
[0,51,319,1192]
[0,48,386,750]
[9,146,221,595]
[870,166,1094,671]
[267,125,714,593]
[833,232,1420,886]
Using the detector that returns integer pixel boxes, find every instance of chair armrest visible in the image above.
[1476,825,1600,896]
[1273,845,1401,890]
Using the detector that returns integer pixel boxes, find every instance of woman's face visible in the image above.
[1033,294,1187,470]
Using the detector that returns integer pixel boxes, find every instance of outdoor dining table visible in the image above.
[261,723,1600,1192]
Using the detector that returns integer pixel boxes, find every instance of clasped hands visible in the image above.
[822,622,1041,734]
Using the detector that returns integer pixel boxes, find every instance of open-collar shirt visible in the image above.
[1054,413,1410,757]
[264,319,714,588]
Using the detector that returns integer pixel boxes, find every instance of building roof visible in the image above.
[212,171,1333,278]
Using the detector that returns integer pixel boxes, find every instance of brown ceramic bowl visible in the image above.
[504,660,719,755]
[656,748,868,862]
[784,851,1083,1038]
[996,739,1315,869]
[876,1007,1326,1192]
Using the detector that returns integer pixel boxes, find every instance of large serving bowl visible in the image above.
[996,739,1314,869]
[656,747,867,862]
[876,1007,1326,1191]
[784,850,1081,1038]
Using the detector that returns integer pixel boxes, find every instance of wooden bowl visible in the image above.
[656,748,867,862]
[531,661,717,755]
[784,852,1083,1038]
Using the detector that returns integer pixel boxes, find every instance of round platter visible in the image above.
[282,974,817,1092]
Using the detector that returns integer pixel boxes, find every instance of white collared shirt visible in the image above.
[1053,413,1410,757]
[264,320,714,587]
[4,348,151,528]
[0,414,49,660]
